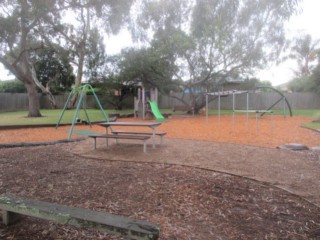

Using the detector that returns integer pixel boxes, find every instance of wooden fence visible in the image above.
[159,92,320,110]
[0,92,319,112]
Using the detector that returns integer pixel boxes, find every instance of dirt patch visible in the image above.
[0,144,319,239]
[73,138,320,207]
[0,115,319,239]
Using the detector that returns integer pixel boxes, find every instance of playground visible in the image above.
[0,112,320,239]
[0,114,318,148]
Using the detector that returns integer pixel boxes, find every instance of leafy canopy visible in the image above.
[128,0,302,111]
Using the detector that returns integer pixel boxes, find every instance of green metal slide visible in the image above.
[148,100,165,122]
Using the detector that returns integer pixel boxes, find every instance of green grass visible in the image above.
[301,122,320,130]
[206,109,320,117]
[0,109,133,126]
[290,109,320,117]
[292,109,320,130]
[1,108,320,130]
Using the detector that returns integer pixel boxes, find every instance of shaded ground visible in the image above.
[0,115,319,239]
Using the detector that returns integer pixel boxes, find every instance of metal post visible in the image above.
[56,90,74,128]
[218,94,221,123]
[246,92,249,128]
[68,87,85,140]
[256,111,258,132]
[142,86,145,120]
[206,94,209,124]
[232,92,235,129]
[283,97,286,119]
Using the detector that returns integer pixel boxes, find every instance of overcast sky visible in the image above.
[256,0,320,85]
[1,0,319,86]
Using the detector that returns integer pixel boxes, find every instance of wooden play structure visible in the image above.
[134,82,165,121]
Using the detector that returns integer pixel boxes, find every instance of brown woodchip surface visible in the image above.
[0,115,319,239]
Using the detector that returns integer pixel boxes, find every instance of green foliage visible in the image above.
[290,34,320,77]
[0,80,26,93]
[287,34,320,93]
[288,64,320,93]
[237,78,272,90]
[0,0,136,116]
[89,75,135,110]
[117,48,180,94]
[85,28,107,81]
[133,0,301,112]
[31,46,75,93]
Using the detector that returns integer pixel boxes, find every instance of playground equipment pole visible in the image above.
[68,87,86,139]
[91,87,110,121]
[283,97,286,119]
[246,92,249,128]
[218,94,221,122]
[56,91,74,128]
[56,84,110,140]
[256,86,292,117]
[206,93,209,124]
[232,91,235,129]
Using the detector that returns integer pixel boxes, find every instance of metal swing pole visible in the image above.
[81,87,92,127]
[68,86,86,140]
[55,90,75,128]
[283,97,286,119]
[246,91,249,129]
[232,91,235,129]
[206,93,209,124]
[218,94,221,123]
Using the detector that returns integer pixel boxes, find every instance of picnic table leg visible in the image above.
[93,137,97,150]
[151,127,156,149]
[143,140,147,153]
[105,128,109,146]
[255,112,259,132]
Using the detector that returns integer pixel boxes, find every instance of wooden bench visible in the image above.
[0,195,160,240]
[88,134,151,153]
[111,131,166,145]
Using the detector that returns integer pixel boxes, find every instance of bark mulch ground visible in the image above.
[0,115,319,148]
[0,115,319,239]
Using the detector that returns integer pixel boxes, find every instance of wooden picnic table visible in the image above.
[98,122,162,149]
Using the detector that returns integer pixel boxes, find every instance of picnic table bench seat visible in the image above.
[111,130,166,144]
[0,195,160,240]
[88,134,151,153]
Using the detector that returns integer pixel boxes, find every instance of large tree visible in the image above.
[0,0,135,116]
[0,0,63,116]
[288,34,320,93]
[48,0,134,107]
[290,34,320,77]
[133,0,302,113]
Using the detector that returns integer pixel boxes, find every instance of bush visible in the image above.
[0,80,26,93]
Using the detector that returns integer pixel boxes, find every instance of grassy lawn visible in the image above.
[0,108,319,130]
[301,122,320,130]
[0,109,133,126]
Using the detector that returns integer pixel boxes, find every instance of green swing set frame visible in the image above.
[56,84,110,140]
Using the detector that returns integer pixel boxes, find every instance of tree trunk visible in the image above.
[68,8,90,108]
[25,81,42,117]
[30,63,57,109]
